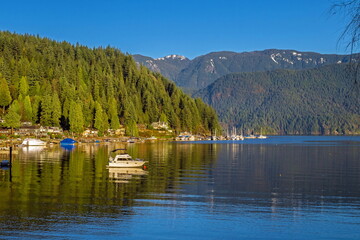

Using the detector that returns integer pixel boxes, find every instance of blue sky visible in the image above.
[0,0,349,59]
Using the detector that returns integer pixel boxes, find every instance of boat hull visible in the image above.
[108,160,146,168]
[22,139,46,146]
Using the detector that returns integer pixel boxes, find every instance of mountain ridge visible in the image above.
[133,49,354,92]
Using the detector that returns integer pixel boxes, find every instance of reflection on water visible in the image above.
[108,168,148,183]
[0,136,359,239]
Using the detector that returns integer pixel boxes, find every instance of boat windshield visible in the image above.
[109,149,130,159]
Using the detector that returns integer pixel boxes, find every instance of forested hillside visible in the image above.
[0,31,220,135]
[194,64,360,135]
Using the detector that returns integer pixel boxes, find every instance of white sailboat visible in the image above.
[258,128,267,139]
[231,127,244,140]
[211,129,217,141]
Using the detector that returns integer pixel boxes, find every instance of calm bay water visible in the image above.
[0,136,360,239]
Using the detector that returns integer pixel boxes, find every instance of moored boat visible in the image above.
[245,135,257,139]
[60,138,77,145]
[22,138,46,146]
[108,149,146,168]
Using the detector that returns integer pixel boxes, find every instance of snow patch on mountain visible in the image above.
[205,59,216,73]
[156,55,187,61]
[270,54,279,64]
[145,60,160,72]
[283,58,294,65]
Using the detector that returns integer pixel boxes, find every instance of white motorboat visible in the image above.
[22,138,46,146]
[108,149,146,168]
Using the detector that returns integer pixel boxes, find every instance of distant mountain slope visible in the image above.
[194,64,360,135]
[133,54,190,82]
[134,50,354,92]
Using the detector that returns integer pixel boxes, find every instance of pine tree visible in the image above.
[23,95,33,122]
[125,119,139,137]
[69,101,84,133]
[32,95,41,123]
[4,102,21,133]
[159,112,168,124]
[109,98,120,129]
[94,102,105,136]
[51,93,61,126]
[0,74,12,114]
[19,76,29,98]
[103,111,109,134]
[40,94,52,126]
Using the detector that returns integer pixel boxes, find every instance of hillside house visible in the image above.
[151,121,169,130]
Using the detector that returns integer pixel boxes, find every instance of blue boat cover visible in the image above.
[60,138,77,145]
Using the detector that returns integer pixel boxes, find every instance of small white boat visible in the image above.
[245,135,257,139]
[22,138,46,146]
[108,149,146,168]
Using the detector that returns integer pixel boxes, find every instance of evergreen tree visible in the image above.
[69,100,84,133]
[159,112,168,124]
[0,74,12,114]
[109,98,120,129]
[126,119,139,137]
[32,95,41,123]
[23,95,33,122]
[19,76,29,98]
[94,102,105,135]
[4,102,21,132]
[103,111,110,134]
[40,94,52,126]
[51,93,61,126]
